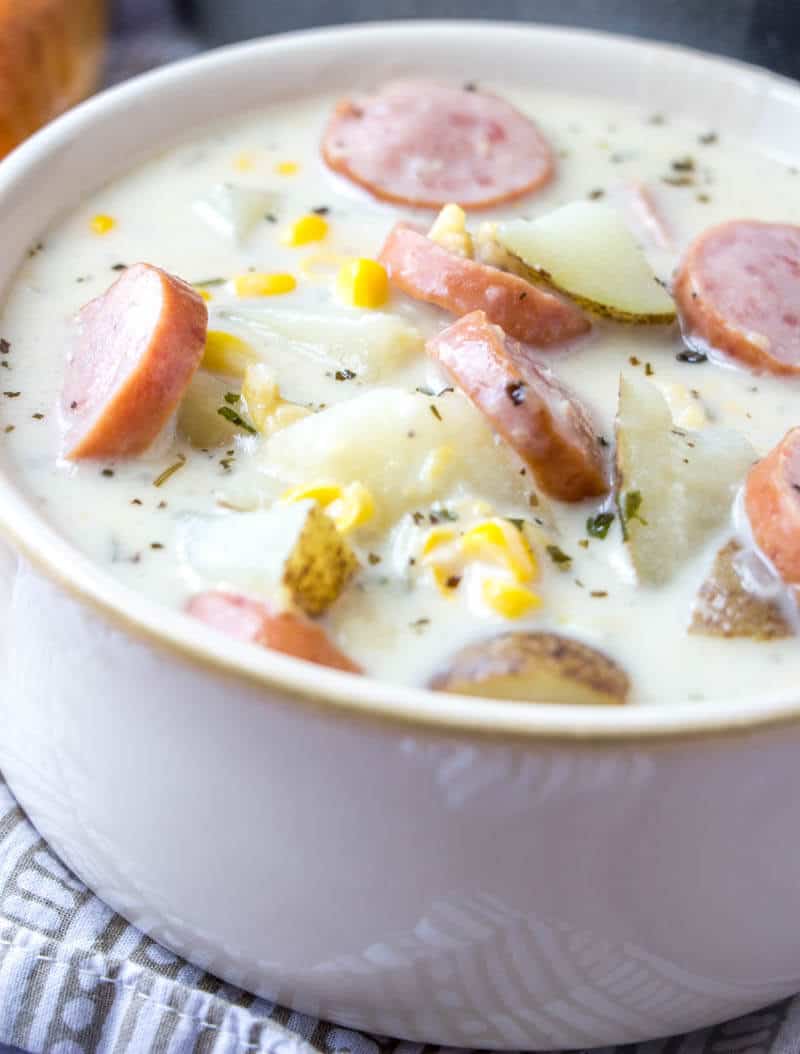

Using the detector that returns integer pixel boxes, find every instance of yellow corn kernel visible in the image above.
[283,214,328,247]
[241,362,280,431]
[280,482,343,508]
[482,578,542,619]
[330,482,375,532]
[460,519,537,583]
[267,403,312,434]
[336,258,389,309]
[420,445,455,486]
[421,526,457,559]
[428,203,473,258]
[202,330,258,378]
[232,272,297,297]
[90,214,115,235]
[432,564,462,597]
[275,161,299,176]
[233,151,256,172]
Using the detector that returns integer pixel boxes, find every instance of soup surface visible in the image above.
[3,81,800,705]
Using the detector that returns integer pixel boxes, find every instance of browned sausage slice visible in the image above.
[674,220,800,374]
[379,223,589,347]
[187,591,363,674]
[322,79,554,211]
[744,427,800,584]
[62,263,208,458]
[427,311,608,502]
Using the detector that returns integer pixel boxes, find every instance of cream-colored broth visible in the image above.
[3,86,800,703]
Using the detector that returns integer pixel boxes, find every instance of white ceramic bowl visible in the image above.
[1,22,800,1049]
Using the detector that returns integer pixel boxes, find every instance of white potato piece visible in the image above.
[497,201,676,322]
[430,631,630,705]
[179,501,358,615]
[261,388,529,527]
[615,375,756,585]
[223,307,423,380]
[193,183,277,242]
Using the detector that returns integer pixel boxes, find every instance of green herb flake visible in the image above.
[217,405,257,434]
[223,392,241,405]
[586,511,615,539]
[620,490,647,536]
[546,544,572,570]
[430,403,442,421]
[506,517,526,532]
[0,339,10,356]
[193,277,226,288]
[153,453,187,487]
[335,369,356,381]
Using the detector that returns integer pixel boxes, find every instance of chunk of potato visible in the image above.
[222,307,423,380]
[193,183,277,242]
[261,388,530,527]
[690,539,793,639]
[615,375,756,585]
[497,201,676,322]
[179,500,358,615]
[178,371,240,449]
[430,631,630,705]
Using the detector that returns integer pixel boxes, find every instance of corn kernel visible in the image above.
[90,214,115,235]
[241,362,280,431]
[232,272,297,297]
[460,519,537,583]
[233,151,256,172]
[283,214,328,247]
[330,482,375,532]
[197,289,213,302]
[482,578,542,619]
[420,445,455,486]
[428,203,473,258]
[337,258,389,309]
[202,330,258,378]
[432,564,462,597]
[280,482,343,508]
[421,526,457,559]
[275,161,299,176]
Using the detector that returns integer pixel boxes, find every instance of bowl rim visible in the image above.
[3,18,800,746]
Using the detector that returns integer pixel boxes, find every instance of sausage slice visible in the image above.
[427,311,608,502]
[62,263,208,458]
[187,591,362,674]
[674,220,800,374]
[744,427,800,584]
[322,79,554,211]
[379,223,589,347]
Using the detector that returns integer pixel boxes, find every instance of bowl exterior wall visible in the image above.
[0,556,798,1047]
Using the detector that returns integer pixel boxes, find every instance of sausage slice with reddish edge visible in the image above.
[322,79,555,211]
[427,311,608,502]
[187,591,363,674]
[675,220,800,375]
[744,428,800,584]
[62,262,208,459]
[379,223,589,347]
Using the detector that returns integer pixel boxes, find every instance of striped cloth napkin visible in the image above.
[0,771,797,1053]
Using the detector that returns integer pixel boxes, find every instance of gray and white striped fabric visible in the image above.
[0,772,798,1054]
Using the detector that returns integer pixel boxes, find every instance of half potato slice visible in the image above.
[496,201,676,323]
[430,631,630,705]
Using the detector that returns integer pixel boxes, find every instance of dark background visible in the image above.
[169,0,799,79]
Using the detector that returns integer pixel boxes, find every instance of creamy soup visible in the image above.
[3,82,800,705]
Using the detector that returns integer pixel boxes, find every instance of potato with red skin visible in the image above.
[745,427,800,584]
[379,223,589,347]
[426,311,607,502]
[187,591,362,674]
[62,263,207,459]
